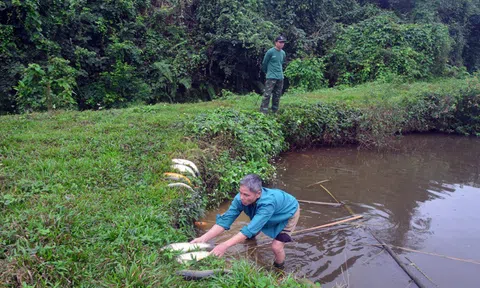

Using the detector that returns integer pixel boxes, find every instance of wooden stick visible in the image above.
[298,199,343,207]
[320,184,356,215]
[306,179,330,188]
[369,232,426,288]
[292,215,363,235]
[369,243,480,265]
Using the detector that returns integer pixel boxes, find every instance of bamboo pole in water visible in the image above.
[368,243,480,265]
[369,231,427,288]
[298,199,343,207]
[319,184,356,215]
[292,215,363,235]
[306,179,330,188]
[405,256,438,287]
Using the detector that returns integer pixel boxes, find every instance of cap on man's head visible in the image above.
[275,36,286,43]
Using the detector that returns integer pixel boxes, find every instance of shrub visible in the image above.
[188,109,286,207]
[328,14,452,85]
[277,102,360,148]
[285,57,328,91]
[15,57,77,112]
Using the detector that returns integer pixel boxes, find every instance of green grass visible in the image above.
[220,77,472,107]
[0,76,477,286]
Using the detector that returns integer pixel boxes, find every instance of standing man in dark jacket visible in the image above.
[260,36,286,114]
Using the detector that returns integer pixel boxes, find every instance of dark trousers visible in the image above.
[260,79,284,113]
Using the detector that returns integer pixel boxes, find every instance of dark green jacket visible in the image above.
[262,47,286,80]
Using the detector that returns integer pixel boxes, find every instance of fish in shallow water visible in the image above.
[176,251,212,264]
[161,242,213,252]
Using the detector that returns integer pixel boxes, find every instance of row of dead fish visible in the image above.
[164,158,199,192]
[162,159,234,280]
[163,159,208,264]
[163,161,237,281]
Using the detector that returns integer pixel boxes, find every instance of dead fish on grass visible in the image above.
[161,242,214,253]
[176,251,212,264]
[172,159,200,176]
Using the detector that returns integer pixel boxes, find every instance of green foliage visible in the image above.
[195,0,277,93]
[200,259,316,287]
[285,57,328,91]
[15,57,77,112]
[277,103,361,148]
[188,108,286,207]
[402,74,480,135]
[208,151,276,208]
[98,61,150,108]
[171,186,205,234]
[329,14,452,85]
[0,24,23,113]
[190,109,286,159]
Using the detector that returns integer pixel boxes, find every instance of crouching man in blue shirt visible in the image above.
[190,174,300,269]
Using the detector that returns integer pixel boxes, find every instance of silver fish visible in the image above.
[161,242,213,252]
[176,251,212,264]
[171,164,197,177]
[172,159,200,176]
[167,183,195,193]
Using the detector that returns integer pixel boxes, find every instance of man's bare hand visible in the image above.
[209,243,229,257]
[190,236,206,244]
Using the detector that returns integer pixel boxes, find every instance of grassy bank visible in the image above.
[1,76,479,286]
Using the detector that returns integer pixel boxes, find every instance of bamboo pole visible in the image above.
[298,199,343,207]
[319,184,356,215]
[368,243,480,265]
[405,256,438,287]
[292,215,363,235]
[319,184,342,203]
[306,179,330,188]
[369,232,427,288]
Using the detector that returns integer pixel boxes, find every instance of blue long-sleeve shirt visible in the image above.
[216,188,299,239]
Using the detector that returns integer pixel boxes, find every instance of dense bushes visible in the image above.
[284,57,328,91]
[402,77,480,135]
[276,103,360,147]
[2,1,480,113]
[329,14,452,85]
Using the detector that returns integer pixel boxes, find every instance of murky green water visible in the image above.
[200,134,480,287]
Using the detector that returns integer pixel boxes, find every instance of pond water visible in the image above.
[199,134,480,287]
